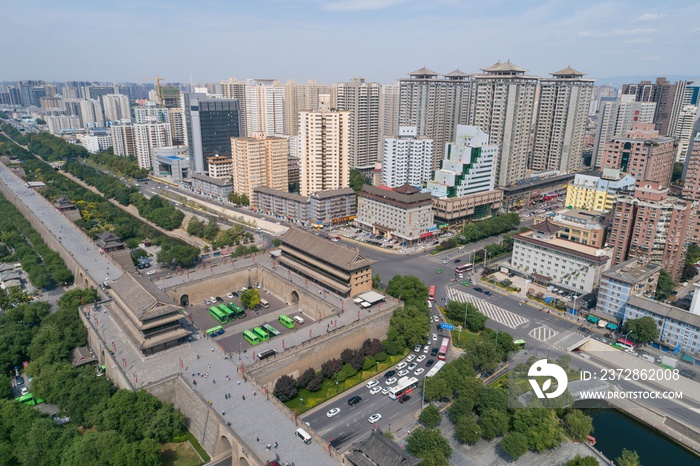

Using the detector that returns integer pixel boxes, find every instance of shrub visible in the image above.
[374,352,388,362]
[307,375,324,392]
[362,356,376,371]
[335,364,358,383]
[321,358,342,378]
[296,368,315,389]
[273,375,298,402]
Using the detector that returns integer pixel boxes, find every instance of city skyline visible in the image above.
[3,1,700,84]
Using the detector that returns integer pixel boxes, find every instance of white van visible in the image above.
[259,299,269,309]
[293,315,305,325]
[295,428,312,444]
[396,362,407,370]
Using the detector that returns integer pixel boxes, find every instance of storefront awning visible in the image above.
[587,315,599,323]
[606,323,618,330]
[420,232,433,239]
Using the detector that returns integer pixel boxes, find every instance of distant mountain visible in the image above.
[591,75,700,89]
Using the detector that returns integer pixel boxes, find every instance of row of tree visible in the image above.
[437,213,521,251]
[0,194,74,290]
[88,149,150,180]
[0,288,187,466]
[63,159,138,206]
[0,135,200,267]
[188,218,256,249]
[130,193,185,231]
[226,192,250,206]
[25,131,88,161]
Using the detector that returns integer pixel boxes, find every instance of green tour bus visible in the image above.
[243,329,260,345]
[253,327,269,341]
[228,302,246,319]
[209,306,229,324]
[15,393,45,406]
[278,314,295,329]
[218,304,236,320]
[206,325,225,337]
[514,339,526,349]
[262,324,280,337]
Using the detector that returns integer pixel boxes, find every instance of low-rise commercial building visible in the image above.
[511,220,613,293]
[534,208,608,248]
[252,187,356,226]
[206,155,233,179]
[500,172,575,212]
[565,169,636,212]
[595,259,662,321]
[151,147,189,184]
[188,174,233,201]
[278,227,375,297]
[356,184,434,244]
[432,190,503,226]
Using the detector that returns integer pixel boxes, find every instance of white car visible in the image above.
[396,362,407,370]
[326,407,341,418]
[369,386,382,395]
[407,362,418,371]
[205,299,211,305]
[397,369,409,377]
[385,377,398,385]
[432,333,438,341]
[423,345,430,353]
[413,345,422,353]
[442,259,449,264]
[146,270,156,276]
[381,387,391,395]
[417,355,426,363]
[414,368,425,376]
[226,292,234,299]
[459,273,464,279]
[210,296,216,302]
[20,387,29,396]
[433,315,439,323]
[368,413,382,423]
[366,379,379,389]
[406,354,416,362]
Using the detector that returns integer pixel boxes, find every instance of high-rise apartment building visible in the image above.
[231,132,289,201]
[102,94,131,123]
[299,94,350,197]
[467,61,538,187]
[220,79,247,137]
[336,77,381,171]
[168,107,186,145]
[133,102,169,123]
[531,67,594,173]
[564,170,636,212]
[601,123,675,188]
[609,180,697,281]
[184,93,242,174]
[133,122,172,169]
[282,79,334,136]
[381,126,433,188]
[593,96,657,168]
[399,67,471,169]
[244,79,285,137]
[79,99,105,128]
[622,77,689,137]
[673,105,698,162]
[379,83,400,143]
[110,123,137,157]
[683,133,700,201]
[160,86,182,109]
[427,125,496,198]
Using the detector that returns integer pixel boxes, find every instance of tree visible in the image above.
[478,409,510,441]
[273,375,298,402]
[297,368,315,389]
[272,238,281,247]
[349,169,369,193]
[565,454,599,466]
[307,374,323,392]
[385,275,429,307]
[419,405,442,428]
[616,449,642,466]
[240,288,261,309]
[464,303,488,332]
[60,430,124,466]
[372,273,381,289]
[672,161,684,183]
[202,219,220,242]
[362,338,383,356]
[501,432,529,460]
[321,358,342,378]
[335,363,358,382]
[623,316,659,343]
[187,217,205,237]
[564,410,593,442]
[448,396,475,423]
[362,355,376,370]
[655,269,675,301]
[474,386,508,415]
[454,414,481,445]
[405,428,452,462]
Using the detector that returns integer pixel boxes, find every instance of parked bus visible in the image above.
[253,327,269,341]
[425,360,446,378]
[218,304,235,320]
[616,338,635,351]
[258,348,278,360]
[243,330,260,345]
[455,264,473,274]
[209,306,229,324]
[259,299,270,309]
[206,325,225,337]
[428,285,436,301]
[263,324,280,337]
[388,376,419,400]
[227,302,246,319]
[438,337,450,361]
[15,393,44,405]
[279,314,295,329]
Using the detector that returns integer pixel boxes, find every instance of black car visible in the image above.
[430,347,438,356]
[384,370,396,379]
[454,259,461,263]
[348,396,362,406]
[426,359,435,367]
[578,326,591,334]
[15,376,23,386]
[398,395,411,403]
[216,297,223,303]
[484,291,493,296]
[232,291,239,297]
[473,287,484,292]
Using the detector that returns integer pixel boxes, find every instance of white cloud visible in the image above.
[635,12,664,22]
[578,28,659,37]
[322,0,410,11]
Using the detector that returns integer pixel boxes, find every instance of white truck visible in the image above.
[659,356,678,369]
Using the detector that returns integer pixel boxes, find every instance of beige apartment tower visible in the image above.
[336,77,381,171]
[299,95,350,197]
[231,132,289,201]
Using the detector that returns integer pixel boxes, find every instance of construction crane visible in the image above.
[142,76,164,106]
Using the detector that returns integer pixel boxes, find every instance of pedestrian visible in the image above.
[274,441,278,449]
[193,379,197,386]
[242,395,246,400]
[213,379,216,384]
[208,364,210,369]
[222,410,226,416]
[197,354,200,360]
[237,380,241,385]
[211,348,214,352]
[253,391,256,396]
[266,444,271,451]
[257,437,259,442]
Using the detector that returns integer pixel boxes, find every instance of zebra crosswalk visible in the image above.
[446,287,529,330]
[528,325,558,342]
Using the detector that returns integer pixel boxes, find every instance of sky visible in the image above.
[2,0,699,85]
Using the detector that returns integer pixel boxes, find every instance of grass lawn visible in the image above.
[160,441,203,466]
[451,328,480,348]
[285,352,407,414]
